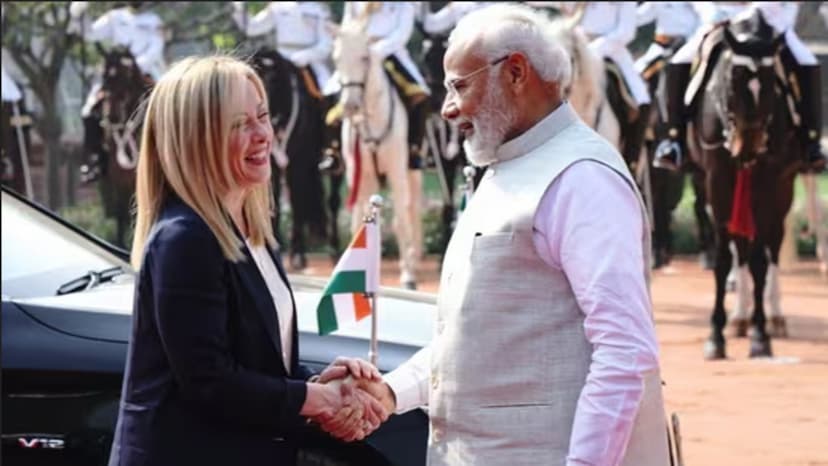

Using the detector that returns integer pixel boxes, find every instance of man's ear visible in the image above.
[505,52,530,88]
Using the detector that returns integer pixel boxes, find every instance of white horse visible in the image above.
[330,22,420,289]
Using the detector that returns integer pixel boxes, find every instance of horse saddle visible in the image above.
[685,25,727,108]
[604,58,639,123]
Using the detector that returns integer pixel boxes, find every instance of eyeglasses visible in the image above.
[443,55,509,98]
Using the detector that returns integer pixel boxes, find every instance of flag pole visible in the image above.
[366,194,384,366]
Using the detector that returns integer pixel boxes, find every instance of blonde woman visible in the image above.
[108,55,386,466]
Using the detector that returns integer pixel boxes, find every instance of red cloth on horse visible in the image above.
[727,167,755,240]
[346,136,362,211]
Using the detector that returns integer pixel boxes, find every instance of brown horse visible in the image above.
[82,45,151,248]
[689,9,799,360]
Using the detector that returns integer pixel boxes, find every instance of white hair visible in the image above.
[448,3,572,87]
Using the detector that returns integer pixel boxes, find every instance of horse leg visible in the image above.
[692,169,716,270]
[705,225,731,360]
[407,168,424,261]
[328,172,344,263]
[387,163,416,290]
[765,231,787,338]
[747,242,772,357]
[727,236,752,337]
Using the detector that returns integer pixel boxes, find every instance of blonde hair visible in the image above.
[130,54,276,269]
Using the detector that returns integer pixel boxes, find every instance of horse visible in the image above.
[249,48,333,271]
[640,37,717,270]
[330,22,419,289]
[82,45,150,249]
[548,17,622,151]
[688,9,799,359]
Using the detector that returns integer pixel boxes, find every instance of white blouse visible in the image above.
[245,240,295,374]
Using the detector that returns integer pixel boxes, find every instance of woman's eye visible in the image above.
[258,112,269,121]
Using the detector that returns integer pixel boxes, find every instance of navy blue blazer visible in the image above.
[108,196,315,466]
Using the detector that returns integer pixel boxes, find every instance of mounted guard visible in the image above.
[654,1,826,172]
[69,0,166,182]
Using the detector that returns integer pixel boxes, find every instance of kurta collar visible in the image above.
[493,101,580,165]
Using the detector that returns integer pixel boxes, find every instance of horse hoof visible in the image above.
[402,280,417,291]
[731,318,749,338]
[703,338,726,360]
[769,316,788,338]
[749,335,773,358]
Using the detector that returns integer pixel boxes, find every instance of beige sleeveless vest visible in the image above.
[427,103,669,465]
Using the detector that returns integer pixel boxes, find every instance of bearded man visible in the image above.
[330,4,671,465]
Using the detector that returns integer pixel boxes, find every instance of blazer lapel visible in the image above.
[264,245,302,373]
[229,222,286,370]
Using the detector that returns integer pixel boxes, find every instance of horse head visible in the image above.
[715,8,785,159]
[99,45,145,106]
[331,22,378,119]
[250,48,297,129]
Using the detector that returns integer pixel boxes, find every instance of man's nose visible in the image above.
[441,98,459,121]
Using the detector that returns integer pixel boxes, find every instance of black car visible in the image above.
[1,186,433,466]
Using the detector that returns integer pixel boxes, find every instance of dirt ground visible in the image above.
[297,254,828,466]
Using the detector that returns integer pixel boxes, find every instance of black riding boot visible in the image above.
[654,63,691,171]
[796,64,827,171]
[407,97,428,169]
[80,111,104,183]
[623,103,651,171]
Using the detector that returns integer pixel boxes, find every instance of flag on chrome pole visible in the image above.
[316,197,382,337]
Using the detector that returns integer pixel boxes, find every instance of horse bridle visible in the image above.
[339,69,396,149]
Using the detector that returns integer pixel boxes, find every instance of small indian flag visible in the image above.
[316,222,381,335]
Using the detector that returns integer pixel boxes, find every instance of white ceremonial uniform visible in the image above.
[1,65,22,103]
[671,2,750,64]
[579,2,651,105]
[70,4,166,115]
[752,2,817,65]
[385,102,668,466]
[634,2,700,73]
[419,1,488,36]
[233,1,334,88]
[342,2,429,93]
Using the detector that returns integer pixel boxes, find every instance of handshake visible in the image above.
[301,357,396,442]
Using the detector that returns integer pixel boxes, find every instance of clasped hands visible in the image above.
[303,357,396,442]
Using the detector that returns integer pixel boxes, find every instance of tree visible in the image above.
[2,2,80,209]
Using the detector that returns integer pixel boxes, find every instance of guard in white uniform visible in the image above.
[419,1,488,36]
[655,2,824,169]
[232,1,333,98]
[577,2,651,166]
[754,2,825,169]
[342,1,430,166]
[634,2,700,75]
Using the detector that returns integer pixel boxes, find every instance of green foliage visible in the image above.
[59,199,117,245]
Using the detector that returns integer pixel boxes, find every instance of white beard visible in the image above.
[462,78,517,167]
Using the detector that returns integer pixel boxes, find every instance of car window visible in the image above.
[1,191,131,299]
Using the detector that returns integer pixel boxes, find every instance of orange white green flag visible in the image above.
[316,222,380,335]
